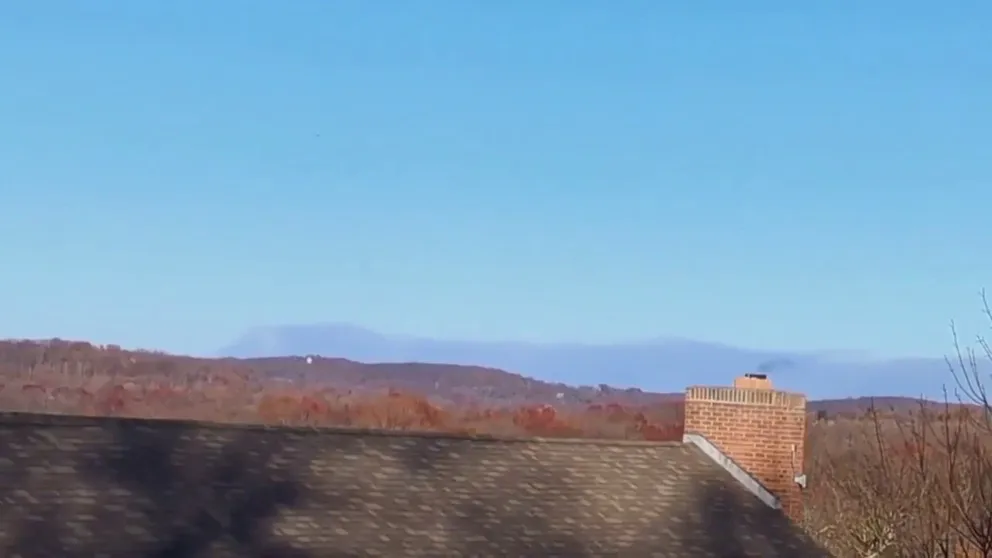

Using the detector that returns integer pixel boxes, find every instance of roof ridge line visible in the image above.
[0,411,685,447]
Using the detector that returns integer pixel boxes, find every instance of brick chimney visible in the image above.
[683,373,807,521]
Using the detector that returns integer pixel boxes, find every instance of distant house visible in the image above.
[0,374,829,556]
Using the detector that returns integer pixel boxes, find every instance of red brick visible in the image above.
[684,377,806,522]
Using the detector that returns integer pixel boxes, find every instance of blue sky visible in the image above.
[1,2,990,358]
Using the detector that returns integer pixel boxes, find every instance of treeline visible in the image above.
[0,339,684,441]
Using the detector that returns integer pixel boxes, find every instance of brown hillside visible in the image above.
[0,338,685,440]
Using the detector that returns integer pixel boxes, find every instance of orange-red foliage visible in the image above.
[0,340,685,441]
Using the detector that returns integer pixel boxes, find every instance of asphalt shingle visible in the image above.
[0,412,830,557]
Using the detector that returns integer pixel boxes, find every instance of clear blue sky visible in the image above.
[2,2,989,358]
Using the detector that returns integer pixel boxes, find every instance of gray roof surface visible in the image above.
[0,412,830,557]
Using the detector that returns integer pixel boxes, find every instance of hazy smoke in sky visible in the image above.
[756,358,795,374]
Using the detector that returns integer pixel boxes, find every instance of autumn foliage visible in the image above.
[0,339,685,442]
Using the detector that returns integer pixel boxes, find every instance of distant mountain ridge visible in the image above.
[0,338,937,417]
[219,323,982,400]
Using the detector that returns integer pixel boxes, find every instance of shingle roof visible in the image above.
[0,412,830,557]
